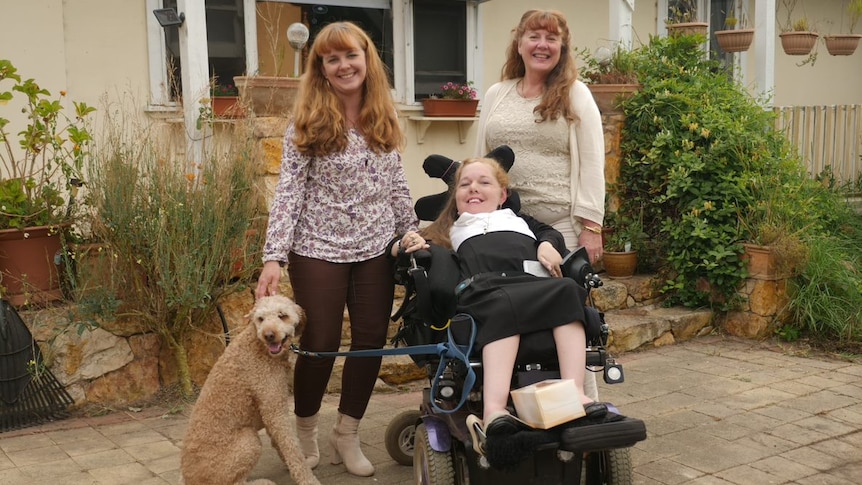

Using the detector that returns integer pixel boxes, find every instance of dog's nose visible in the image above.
[264,331,276,342]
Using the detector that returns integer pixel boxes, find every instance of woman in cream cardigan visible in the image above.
[475,9,605,400]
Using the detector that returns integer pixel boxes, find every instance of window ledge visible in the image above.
[407,115,479,144]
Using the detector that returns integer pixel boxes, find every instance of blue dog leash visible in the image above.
[290,314,477,414]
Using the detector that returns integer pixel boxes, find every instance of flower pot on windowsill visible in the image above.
[779,31,819,55]
[715,28,755,53]
[233,76,301,117]
[667,22,709,37]
[211,96,245,118]
[587,83,642,114]
[421,98,479,117]
[823,34,862,55]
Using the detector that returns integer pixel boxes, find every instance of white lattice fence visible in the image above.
[773,104,862,187]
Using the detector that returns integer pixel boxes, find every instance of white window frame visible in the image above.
[146,0,483,109]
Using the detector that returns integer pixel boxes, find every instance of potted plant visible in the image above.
[0,59,94,307]
[777,1,819,56]
[602,212,646,279]
[823,0,862,55]
[210,82,244,118]
[234,6,306,118]
[666,0,709,37]
[714,3,755,53]
[422,80,479,117]
[580,45,642,114]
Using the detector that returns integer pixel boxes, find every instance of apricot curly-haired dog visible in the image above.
[181,295,320,485]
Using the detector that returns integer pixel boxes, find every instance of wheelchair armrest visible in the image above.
[561,247,603,289]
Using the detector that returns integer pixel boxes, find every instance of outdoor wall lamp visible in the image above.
[153,8,185,28]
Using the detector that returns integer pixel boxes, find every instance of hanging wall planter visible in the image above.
[779,31,820,55]
[715,28,755,53]
[666,22,709,37]
[823,34,862,55]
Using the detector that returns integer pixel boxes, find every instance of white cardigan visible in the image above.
[474,79,606,228]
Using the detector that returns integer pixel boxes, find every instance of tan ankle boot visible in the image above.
[295,414,319,469]
[329,412,374,476]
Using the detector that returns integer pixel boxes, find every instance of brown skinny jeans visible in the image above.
[288,252,394,419]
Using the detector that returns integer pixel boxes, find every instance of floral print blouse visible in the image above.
[263,124,418,264]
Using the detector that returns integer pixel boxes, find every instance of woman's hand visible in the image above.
[578,229,603,264]
[537,241,563,278]
[391,231,429,257]
[256,261,283,299]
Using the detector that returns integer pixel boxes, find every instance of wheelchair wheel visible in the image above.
[385,409,422,466]
[414,423,455,485]
[583,448,633,485]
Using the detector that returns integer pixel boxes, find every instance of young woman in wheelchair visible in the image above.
[403,156,612,443]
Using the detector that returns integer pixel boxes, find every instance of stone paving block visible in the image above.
[104,429,170,448]
[58,436,118,457]
[144,452,180,475]
[637,458,705,484]
[124,440,182,462]
[716,463,785,484]
[0,433,54,453]
[5,445,68,467]
[71,448,135,470]
[87,462,156,484]
[769,421,830,446]
[781,444,852,472]
[751,454,820,482]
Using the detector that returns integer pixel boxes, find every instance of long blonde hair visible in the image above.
[421,158,510,249]
[501,10,578,123]
[292,22,403,156]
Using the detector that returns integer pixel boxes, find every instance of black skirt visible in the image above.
[457,271,587,349]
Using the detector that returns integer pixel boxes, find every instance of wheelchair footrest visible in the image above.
[558,416,647,452]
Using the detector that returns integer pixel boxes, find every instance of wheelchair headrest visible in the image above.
[415,145,519,221]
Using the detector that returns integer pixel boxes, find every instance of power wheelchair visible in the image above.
[382,148,647,485]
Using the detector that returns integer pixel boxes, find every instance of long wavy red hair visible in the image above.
[292,22,403,156]
[501,10,579,123]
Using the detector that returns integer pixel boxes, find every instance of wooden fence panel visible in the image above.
[773,104,862,187]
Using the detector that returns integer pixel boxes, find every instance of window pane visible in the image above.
[303,5,393,84]
[163,0,246,98]
[413,0,466,99]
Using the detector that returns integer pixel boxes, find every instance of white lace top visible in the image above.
[483,88,571,222]
[474,79,606,229]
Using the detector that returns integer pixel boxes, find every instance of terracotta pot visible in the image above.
[421,98,479,117]
[741,243,780,280]
[715,29,755,53]
[233,76,301,117]
[603,251,637,279]
[823,34,862,56]
[0,225,67,307]
[211,96,245,118]
[779,31,819,55]
[587,84,642,114]
[667,22,709,37]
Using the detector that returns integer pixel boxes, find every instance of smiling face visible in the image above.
[321,45,367,98]
[455,159,508,215]
[518,27,562,77]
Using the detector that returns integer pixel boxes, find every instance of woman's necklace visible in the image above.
[516,80,543,100]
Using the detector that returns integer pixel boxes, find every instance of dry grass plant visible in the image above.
[83,95,266,397]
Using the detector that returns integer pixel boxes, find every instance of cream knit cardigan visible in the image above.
[474,78,605,228]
